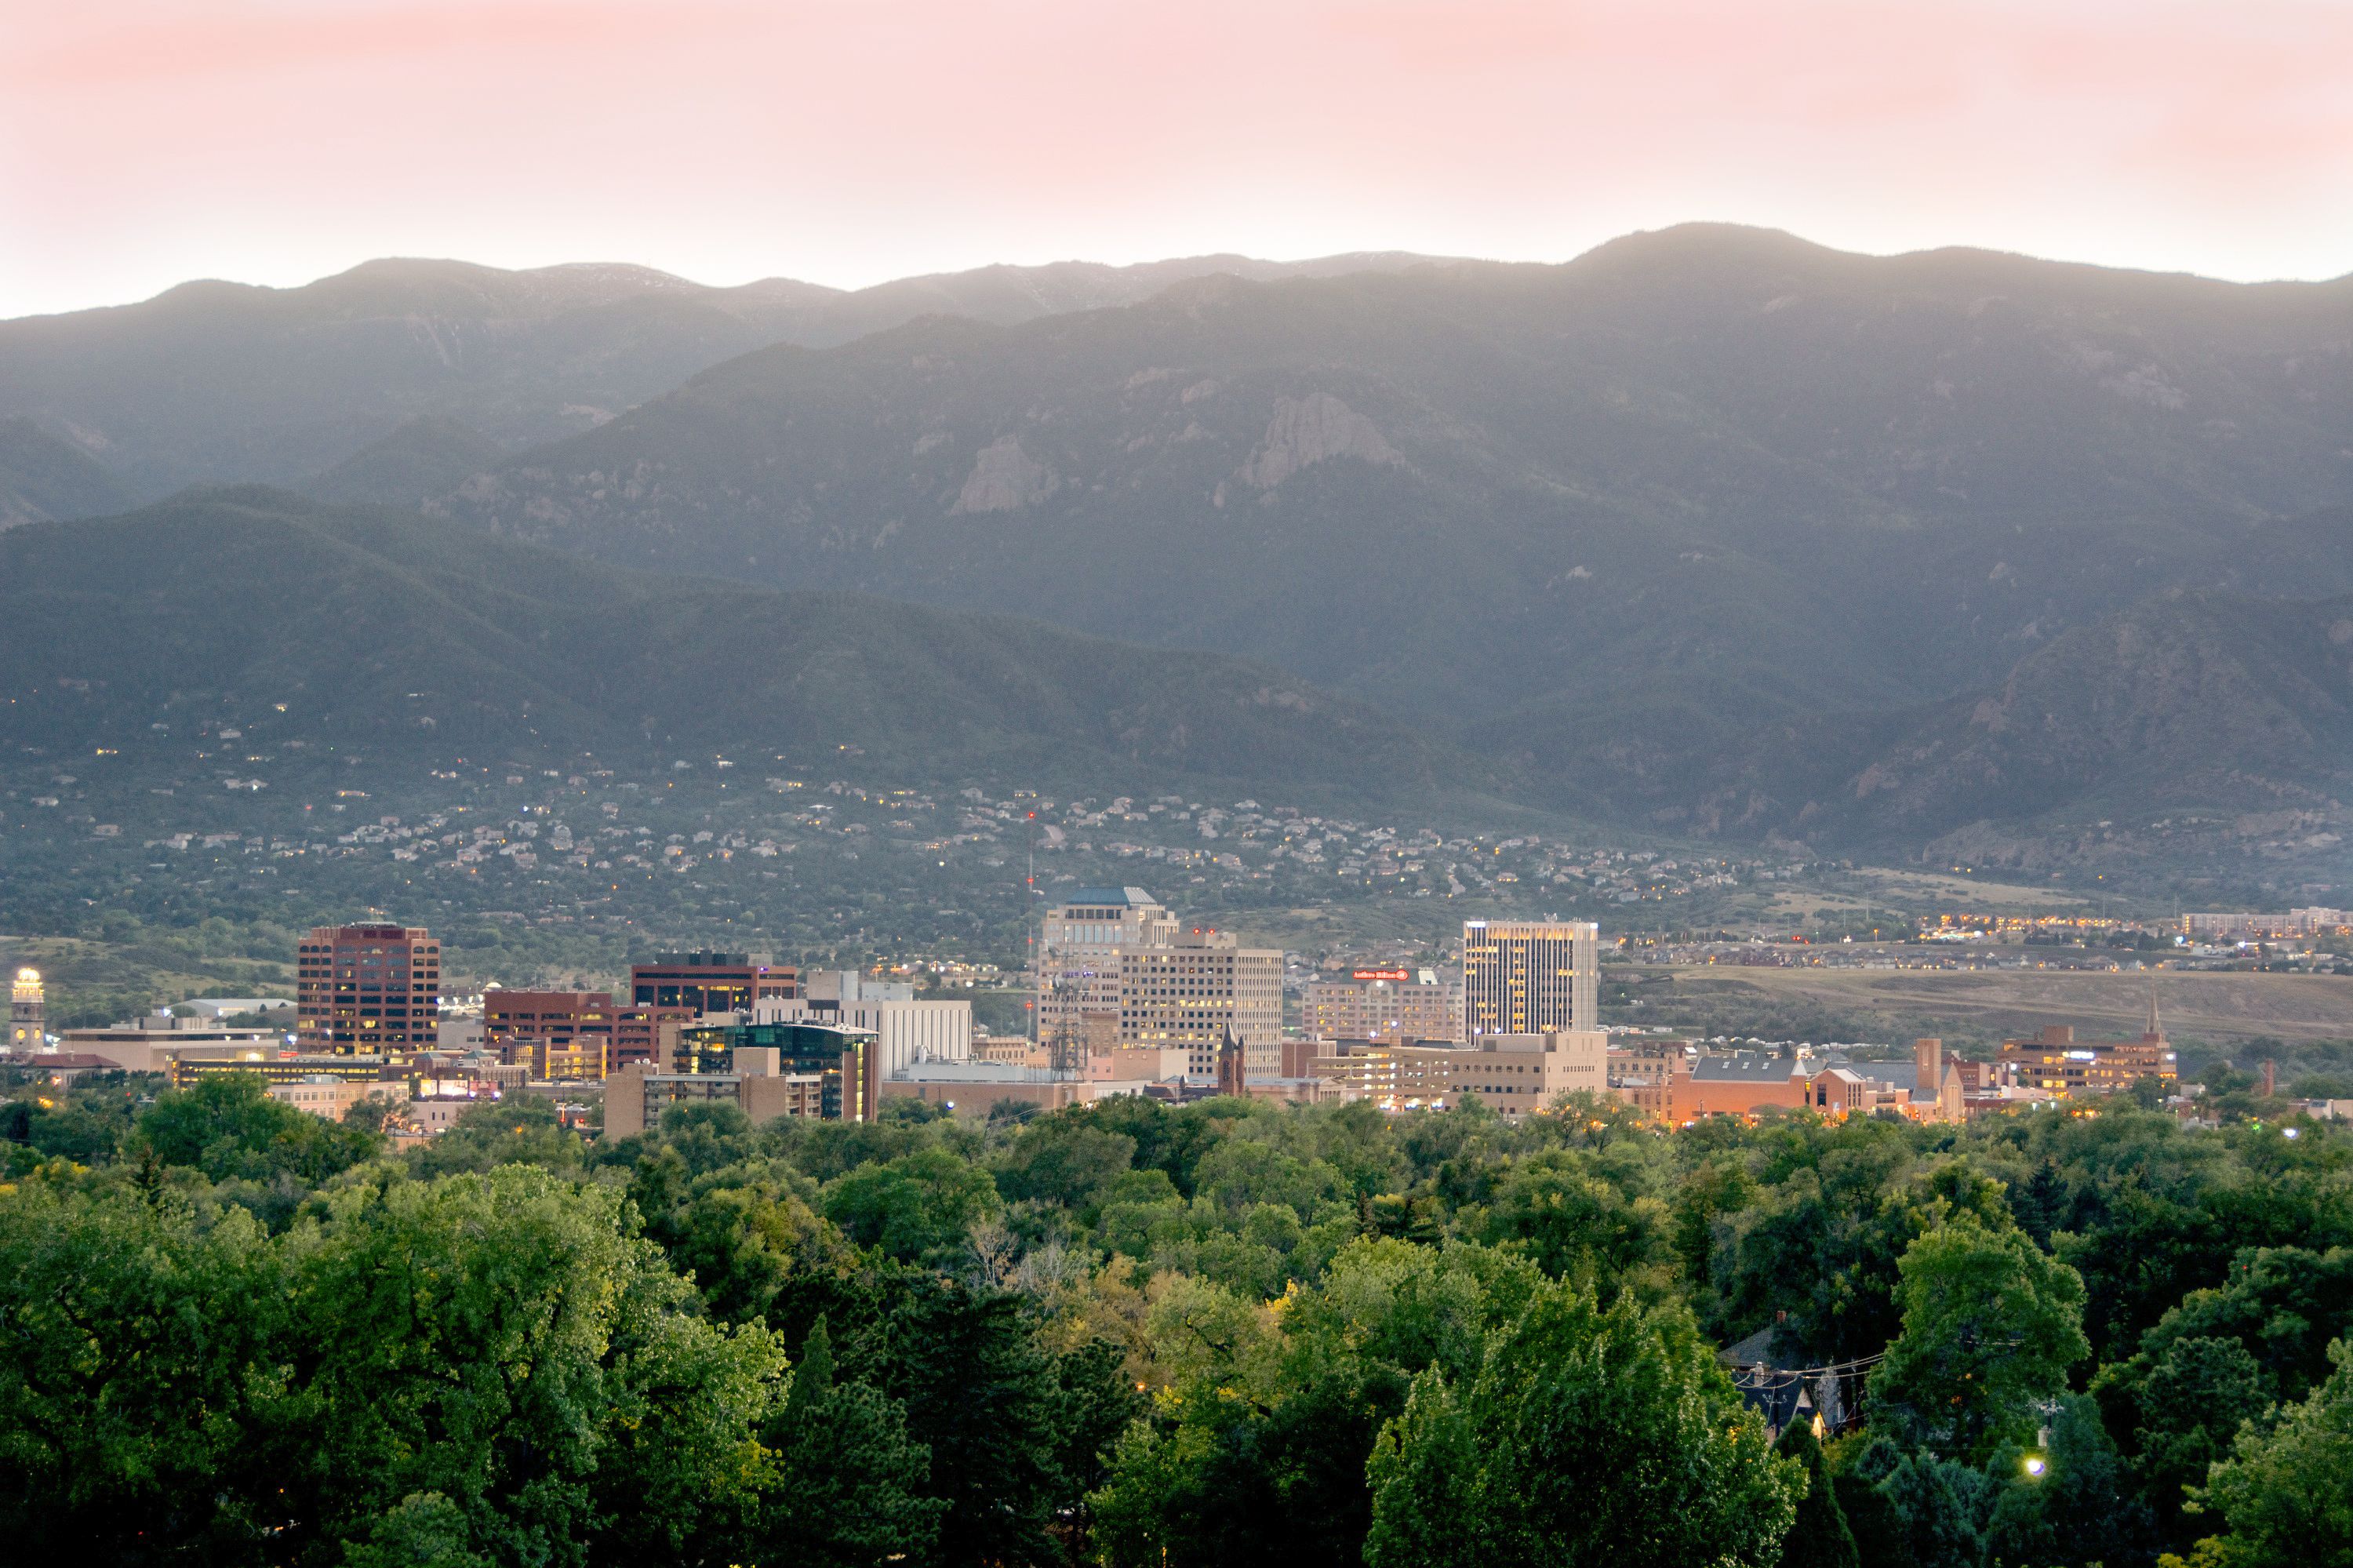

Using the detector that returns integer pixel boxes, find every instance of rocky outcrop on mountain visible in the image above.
[1236,392,1402,490]
[951,437,1058,514]
[430,228,2353,742]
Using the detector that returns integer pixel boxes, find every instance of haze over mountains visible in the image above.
[0,251,1435,496]
[4,226,2350,875]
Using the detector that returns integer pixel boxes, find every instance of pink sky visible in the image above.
[3,0,2349,316]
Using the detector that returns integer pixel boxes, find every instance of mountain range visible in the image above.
[0,252,1433,497]
[2,227,2350,876]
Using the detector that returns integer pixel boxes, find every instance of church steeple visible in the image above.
[2145,983,2162,1042]
[1216,1022,1248,1099]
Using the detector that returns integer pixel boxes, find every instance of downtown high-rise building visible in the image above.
[1038,886,1282,1077]
[1037,887,1176,1058]
[1462,920,1598,1039]
[296,922,442,1056]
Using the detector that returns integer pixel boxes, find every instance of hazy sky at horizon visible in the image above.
[4,0,2349,317]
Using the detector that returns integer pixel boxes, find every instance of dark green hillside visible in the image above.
[0,487,1489,802]
[0,418,135,526]
[304,415,502,508]
[1806,590,2353,852]
[1526,589,2353,868]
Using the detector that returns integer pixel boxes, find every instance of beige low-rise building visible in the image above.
[602,1047,840,1139]
[1313,1031,1606,1118]
[406,1095,482,1134]
[67,1011,288,1074]
[1091,1045,1192,1082]
[268,1077,397,1121]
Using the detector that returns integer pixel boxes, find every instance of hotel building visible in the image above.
[1462,920,1598,1039]
[1304,968,1460,1043]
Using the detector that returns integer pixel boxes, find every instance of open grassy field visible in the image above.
[1751,868,2095,924]
[1625,962,2353,1057]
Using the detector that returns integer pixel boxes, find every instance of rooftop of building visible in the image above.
[638,951,777,968]
[891,1060,1077,1084]
[70,1011,288,1036]
[1062,887,1159,908]
[1690,1055,1811,1083]
[176,997,293,1016]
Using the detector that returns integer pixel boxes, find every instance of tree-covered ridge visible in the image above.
[0,487,1479,799]
[2,1076,2349,1566]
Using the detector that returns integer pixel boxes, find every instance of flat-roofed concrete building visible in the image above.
[67,1010,289,1074]
[269,1078,397,1121]
[2181,908,2349,939]
[880,1060,1105,1119]
[176,997,293,1018]
[1463,921,1598,1039]
[296,922,441,1057]
[1304,968,1460,1044]
[758,972,971,1076]
[604,1044,843,1139]
[172,1053,392,1090]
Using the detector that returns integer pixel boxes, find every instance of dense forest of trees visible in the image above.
[2,1074,2348,1567]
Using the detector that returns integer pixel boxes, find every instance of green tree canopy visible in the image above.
[132,1071,382,1184]
[1363,1289,1802,1568]
[2186,1338,2353,1568]
[821,1144,1002,1264]
[1867,1213,2090,1464]
[406,1093,582,1177]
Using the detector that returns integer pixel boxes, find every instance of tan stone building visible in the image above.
[268,1078,397,1121]
[1038,887,1282,1078]
[1119,928,1284,1078]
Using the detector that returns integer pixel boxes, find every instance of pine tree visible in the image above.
[788,1314,835,1413]
[1773,1420,1860,1568]
[2014,1159,2067,1246]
